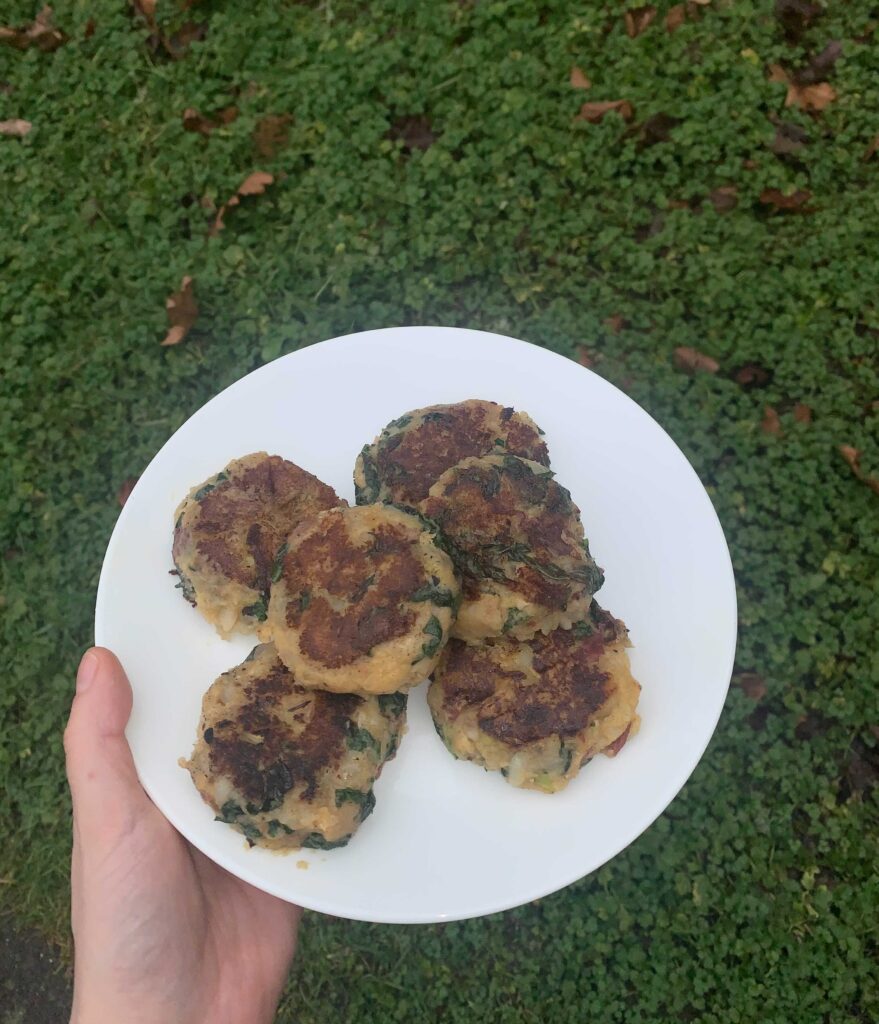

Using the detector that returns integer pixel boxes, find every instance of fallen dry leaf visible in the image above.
[709,185,738,213]
[84,18,96,38]
[666,4,686,31]
[769,63,837,112]
[789,81,836,111]
[760,187,813,212]
[862,135,879,162]
[0,5,66,51]
[569,66,591,90]
[768,118,809,156]
[117,476,139,507]
[576,100,634,123]
[388,115,438,152]
[761,406,782,436]
[253,113,293,158]
[624,6,657,38]
[734,363,771,388]
[775,0,822,43]
[237,171,274,197]
[793,403,812,424]
[839,445,879,496]
[0,118,31,137]
[635,112,681,148]
[737,673,768,701]
[132,0,157,20]
[673,346,719,375]
[604,314,627,334]
[576,346,596,368]
[796,41,843,85]
[182,105,238,136]
[130,1,205,61]
[210,172,275,235]
[161,276,198,347]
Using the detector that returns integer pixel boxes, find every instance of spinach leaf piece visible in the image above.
[378,692,407,717]
[345,722,381,757]
[302,832,352,850]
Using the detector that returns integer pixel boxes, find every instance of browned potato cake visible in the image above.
[182,643,408,851]
[420,454,603,642]
[354,399,550,507]
[172,452,344,638]
[428,604,641,793]
[267,504,460,695]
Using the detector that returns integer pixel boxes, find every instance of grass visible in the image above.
[1,1,878,1020]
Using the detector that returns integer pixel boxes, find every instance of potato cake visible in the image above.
[172,453,344,638]
[182,643,408,851]
[420,454,603,642]
[267,504,460,695]
[354,399,549,507]
[428,604,640,793]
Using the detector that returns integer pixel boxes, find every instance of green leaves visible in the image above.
[412,614,444,664]
[345,722,381,757]
[378,692,407,717]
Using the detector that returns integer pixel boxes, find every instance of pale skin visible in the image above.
[64,648,301,1024]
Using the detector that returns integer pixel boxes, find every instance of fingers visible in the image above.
[64,647,151,842]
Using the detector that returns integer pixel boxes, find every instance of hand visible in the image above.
[64,648,301,1024]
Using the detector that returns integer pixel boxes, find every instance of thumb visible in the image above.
[64,647,151,841]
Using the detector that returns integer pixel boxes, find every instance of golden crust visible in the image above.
[354,399,549,507]
[266,504,460,694]
[428,605,640,792]
[173,453,344,638]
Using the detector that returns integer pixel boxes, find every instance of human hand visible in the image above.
[64,648,301,1024]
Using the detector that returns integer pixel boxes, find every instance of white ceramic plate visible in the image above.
[95,326,736,924]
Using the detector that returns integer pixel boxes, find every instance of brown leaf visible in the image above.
[734,363,771,388]
[761,406,782,436]
[666,5,686,31]
[389,115,438,152]
[795,41,842,85]
[0,5,67,51]
[788,80,836,111]
[737,673,768,701]
[673,346,719,375]
[253,113,293,158]
[759,187,813,212]
[84,18,96,38]
[768,63,837,112]
[161,276,198,347]
[793,403,813,424]
[576,346,596,368]
[709,185,738,213]
[839,445,879,496]
[132,0,157,22]
[210,172,275,235]
[569,66,591,90]
[774,0,822,43]
[768,118,809,156]
[576,100,634,124]
[117,476,139,508]
[237,171,274,197]
[182,105,238,136]
[624,6,657,38]
[0,118,32,137]
[604,314,627,334]
[635,112,681,148]
[862,135,879,162]
[162,20,207,60]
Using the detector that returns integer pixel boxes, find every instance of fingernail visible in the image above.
[77,650,99,694]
